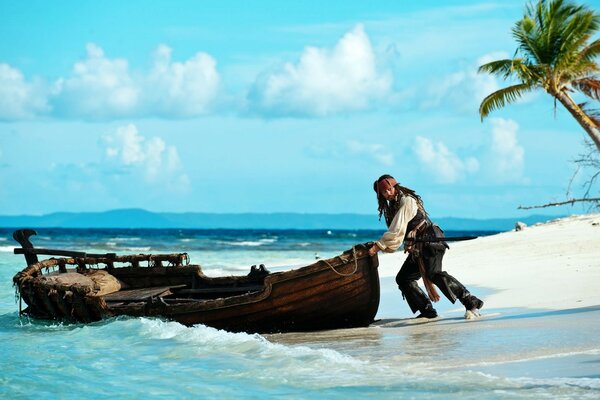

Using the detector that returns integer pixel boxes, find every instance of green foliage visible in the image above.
[479,83,535,120]
[478,0,600,118]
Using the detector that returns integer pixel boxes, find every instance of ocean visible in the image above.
[1,228,598,399]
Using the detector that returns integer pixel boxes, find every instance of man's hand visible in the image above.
[368,244,380,256]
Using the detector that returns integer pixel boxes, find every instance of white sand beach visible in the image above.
[377,213,600,312]
[346,213,600,385]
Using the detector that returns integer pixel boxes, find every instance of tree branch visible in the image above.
[518,198,600,209]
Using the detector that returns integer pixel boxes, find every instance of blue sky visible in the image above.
[0,0,597,219]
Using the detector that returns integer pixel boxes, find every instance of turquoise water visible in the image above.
[1,229,598,399]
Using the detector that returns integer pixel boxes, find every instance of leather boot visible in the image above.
[431,272,484,311]
[399,281,438,318]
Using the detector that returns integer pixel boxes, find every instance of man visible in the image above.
[368,174,484,319]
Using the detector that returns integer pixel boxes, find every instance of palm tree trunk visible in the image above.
[554,91,600,152]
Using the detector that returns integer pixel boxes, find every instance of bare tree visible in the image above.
[519,138,600,210]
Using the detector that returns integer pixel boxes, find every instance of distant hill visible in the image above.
[0,208,564,231]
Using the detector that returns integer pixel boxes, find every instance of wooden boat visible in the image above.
[12,229,380,333]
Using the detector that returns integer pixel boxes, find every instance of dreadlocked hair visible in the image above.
[374,175,427,227]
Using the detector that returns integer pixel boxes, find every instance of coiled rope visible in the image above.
[322,246,359,276]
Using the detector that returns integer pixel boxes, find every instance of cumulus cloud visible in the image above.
[413,136,479,183]
[413,118,526,184]
[53,44,138,118]
[347,140,394,166]
[0,63,49,120]
[248,24,392,117]
[420,52,508,114]
[0,44,220,120]
[488,118,525,182]
[104,124,190,191]
[144,45,220,117]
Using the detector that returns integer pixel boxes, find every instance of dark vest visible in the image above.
[405,208,431,241]
[385,195,431,241]
[390,195,448,250]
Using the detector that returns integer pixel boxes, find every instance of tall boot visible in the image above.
[399,281,438,318]
[431,272,484,311]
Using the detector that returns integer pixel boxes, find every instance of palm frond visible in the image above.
[478,59,517,79]
[555,12,598,68]
[578,38,600,62]
[479,58,546,84]
[512,17,543,63]
[572,78,600,101]
[479,83,536,120]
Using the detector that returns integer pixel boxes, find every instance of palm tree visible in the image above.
[479,0,600,152]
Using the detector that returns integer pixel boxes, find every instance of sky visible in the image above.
[0,0,598,219]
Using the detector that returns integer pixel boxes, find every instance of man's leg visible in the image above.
[396,255,438,318]
[430,271,484,315]
[420,245,484,317]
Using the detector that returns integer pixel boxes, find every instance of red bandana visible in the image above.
[376,177,398,194]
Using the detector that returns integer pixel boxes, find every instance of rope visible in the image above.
[323,246,359,276]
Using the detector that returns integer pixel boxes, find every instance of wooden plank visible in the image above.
[176,286,264,295]
[102,285,186,302]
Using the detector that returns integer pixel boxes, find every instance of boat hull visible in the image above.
[13,243,380,333]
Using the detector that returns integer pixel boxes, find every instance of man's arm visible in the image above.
[369,196,418,255]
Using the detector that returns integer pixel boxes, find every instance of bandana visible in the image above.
[376,177,398,194]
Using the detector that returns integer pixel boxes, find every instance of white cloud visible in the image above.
[0,63,49,119]
[488,118,525,182]
[412,119,526,184]
[0,43,220,120]
[144,45,219,117]
[420,52,508,114]
[413,136,479,183]
[248,24,392,117]
[347,140,394,166]
[53,44,138,118]
[104,124,190,191]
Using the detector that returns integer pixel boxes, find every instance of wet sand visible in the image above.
[270,214,600,384]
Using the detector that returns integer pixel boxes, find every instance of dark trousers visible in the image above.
[395,245,477,313]
[395,245,445,285]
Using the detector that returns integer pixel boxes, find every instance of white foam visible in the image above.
[0,245,14,252]
[140,318,368,377]
[217,238,278,247]
[458,348,600,369]
[122,246,152,252]
[109,237,141,242]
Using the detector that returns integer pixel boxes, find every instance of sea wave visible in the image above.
[509,376,600,391]
[217,238,278,247]
[108,237,141,242]
[0,245,14,253]
[121,246,152,253]
[137,318,371,379]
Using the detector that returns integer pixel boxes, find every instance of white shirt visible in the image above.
[375,195,418,252]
